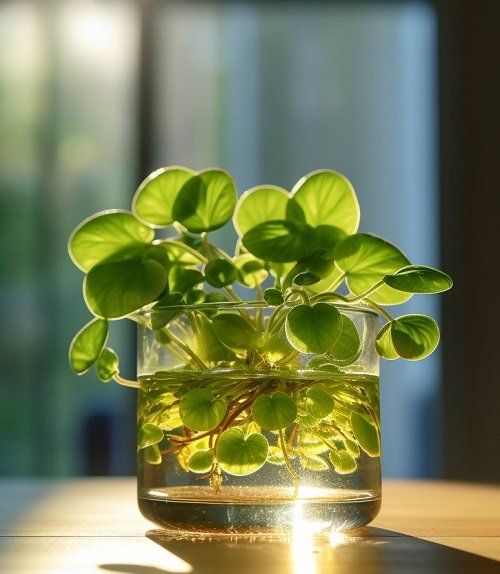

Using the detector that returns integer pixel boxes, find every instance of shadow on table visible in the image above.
[100,526,499,574]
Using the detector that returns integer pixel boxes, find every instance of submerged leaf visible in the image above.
[216,428,269,476]
[304,386,335,419]
[251,391,297,430]
[187,450,214,473]
[179,388,226,432]
[351,412,380,457]
[138,423,164,449]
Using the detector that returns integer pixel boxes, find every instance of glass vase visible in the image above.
[137,302,381,533]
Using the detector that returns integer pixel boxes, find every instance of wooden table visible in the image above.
[0,478,499,573]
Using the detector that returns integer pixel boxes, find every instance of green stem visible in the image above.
[164,329,208,370]
[113,374,139,389]
[365,298,394,322]
[346,280,384,303]
[167,240,208,264]
[279,428,300,495]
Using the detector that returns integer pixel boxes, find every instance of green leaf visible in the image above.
[391,314,440,360]
[144,444,162,465]
[375,322,399,360]
[187,450,214,473]
[185,289,205,305]
[300,454,329,471]
[69,318,108,375]
[212,313,259,352]
[168,267,203,294]
[307,357,342,374]
[179,388,226,431]
[154,240,201,267]
[304,386,335,419]
[132,166,195,227]
[264,288,284,306]
[326,315,361,366]
[334,233,412,305]
[215,427,269,476]
[383,265,453,294]
[242,220,318,263]
[68,211,154,272]
[204,259,237,288]
[294,271,320,286]
[285,303,343,354]
[151,292,184,330]
[234,254,268,287]
[84,258,167,318]
[234,185,289,235]
[96,347,119,381]
[286,170,360,234]
[329,450,357,474]
[267,445,286,465]
[138,423,164,449]
[351,412,380,457]
[191,314,236,364]
[172,169,237,232]
[283,247,337,291]
[251,391,297,430]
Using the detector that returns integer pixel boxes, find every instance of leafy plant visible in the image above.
[68,166,452,490]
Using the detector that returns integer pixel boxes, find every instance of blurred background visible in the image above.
[0,0,498,481]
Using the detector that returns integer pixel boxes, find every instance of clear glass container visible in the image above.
[137,302,381,533]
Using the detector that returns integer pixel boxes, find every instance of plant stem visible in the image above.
[279,428,300,496]
[167,240,208,264]
[113,374,139,389]
[164,329,208,370]
[364,298,394,322]
[346,280,384,303]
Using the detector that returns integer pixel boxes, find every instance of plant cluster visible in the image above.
[68,167,452,486]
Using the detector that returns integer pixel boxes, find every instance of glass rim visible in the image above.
[138,300,379,317]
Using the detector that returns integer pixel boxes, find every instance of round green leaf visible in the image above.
[68,211,154,272]
[234,185,289,236]
[216,427,269,476]
[179,388,226,432]
[132,166,195,227]
[212,313,259,352]
[329,450,357,474]
[285,303,343,354]
[69,318,108,375]
[187,450,214,473]
[286,170,360,234]
[264,288,284,306]
[391,314,440,360]
[351,412,380,457]
[334,233,412,305]
[168,266,203,294]
[144,444,162,465]
[375,322,399,360]
[242,220,318,263]
[204,259,237,288]
[383,265,453,294]
[96,347,119,382]
[301,454,329,471]
[84,258,167,318]
[234,254,268,287]
[304,386,334,419]
[326,315,361,366]
[138,423,164,449]
[251,391,297,430]
[172,169,237,232]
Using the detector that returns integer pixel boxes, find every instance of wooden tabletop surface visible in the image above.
[0,478,499,573]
